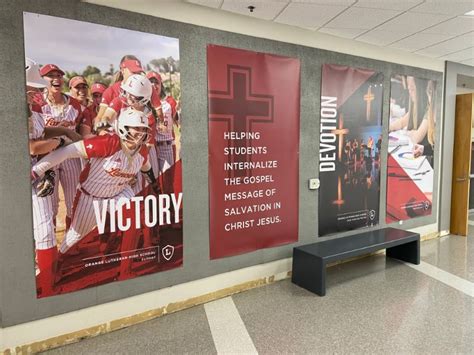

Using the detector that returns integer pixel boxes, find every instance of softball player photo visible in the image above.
[23,12,183,298]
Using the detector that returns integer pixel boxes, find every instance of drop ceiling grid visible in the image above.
[220,0,290,21]
[318,27,367,39]
[440,47,474,61]
[187,0,224,9]
[422,16,474,36]
[323,7,402,30]
[290,0,355,5]
[184,0,474,65]
[374,11,452,33]
[389,33,455,52]
[357,29,416,47]
[353,0,424,11]
[274,3,350,30]
[416,31,474,57]
[409,0,474,16]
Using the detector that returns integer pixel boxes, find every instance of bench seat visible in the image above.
[291,228,420,296]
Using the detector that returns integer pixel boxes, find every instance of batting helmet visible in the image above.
[25,58,48,88]
[120,74,152,106]
[116,107,150,146]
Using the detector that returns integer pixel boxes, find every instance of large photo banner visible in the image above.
[24,12,183,298]
[207,45,300,259]
[319,64,383,236]
[386,75,436,223]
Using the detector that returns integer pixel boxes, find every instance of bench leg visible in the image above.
[386,239,420,265]
[292,250,326,296]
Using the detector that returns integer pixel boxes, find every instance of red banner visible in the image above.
[207,45,300,259]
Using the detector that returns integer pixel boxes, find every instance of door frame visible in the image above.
[439,62,474,234]
[450,94,473,235]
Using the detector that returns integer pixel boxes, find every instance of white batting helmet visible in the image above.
[120,74,152,106]
[25,58,48,88]
[116,107,150,146]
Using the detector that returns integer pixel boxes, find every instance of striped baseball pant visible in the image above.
[32,184,57,250]
[157,141,174,172]
[52,158,81,219]
[156,141,175,194]
[149,144,159,178]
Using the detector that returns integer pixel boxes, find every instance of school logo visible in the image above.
[161,245,174,261]
[369,209,376,220]
[423,201,430,211]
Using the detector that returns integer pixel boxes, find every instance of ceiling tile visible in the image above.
[324,7,400,30]
[410,0,474,16]
[275,3,349,30]
[422,16,474,36]
[186,0,223,8]
[221,0,289,21]
[354,0,423,11]
[440,47,474,61]
[415,31,474,57]
[389,33,454,52]
[318,27,367,39]
[357,30,414,46]
[460,58,474,66]
[376,11,451,33]
[290,0,355,4]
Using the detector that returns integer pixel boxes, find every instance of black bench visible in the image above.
[291,228,420,296]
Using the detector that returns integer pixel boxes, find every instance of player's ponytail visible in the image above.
[159,82,166,99]
[148,102,158,120]
[113,55,142,84]
[112,71,123,84]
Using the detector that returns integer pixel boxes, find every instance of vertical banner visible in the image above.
[24,12,183,298]
[386,75,437,223]
[208,45,300,259]
[319,64,383,236]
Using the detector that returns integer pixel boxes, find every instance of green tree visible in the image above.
[105,64,115,77]
[82,65,101,77]
[148,57,178,73]
[150,58,169,72]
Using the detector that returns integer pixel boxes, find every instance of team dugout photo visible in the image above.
[23,12,183,298]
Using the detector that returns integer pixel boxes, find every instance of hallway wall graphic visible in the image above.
[318,64,384,236]
[24,12,183,298]
[207,45,300,258]
[386,75,437,223]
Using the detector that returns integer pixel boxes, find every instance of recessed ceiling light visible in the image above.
[463,10,474,16]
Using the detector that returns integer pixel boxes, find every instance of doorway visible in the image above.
[450,74,474,236]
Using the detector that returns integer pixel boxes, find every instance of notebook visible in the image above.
[388,134,410,147]
[396,151,427,170]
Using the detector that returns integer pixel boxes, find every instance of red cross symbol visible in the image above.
[209,65,273,177]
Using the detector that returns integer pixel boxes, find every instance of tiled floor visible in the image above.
[44,233,474,354]
[47,303,216,355]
